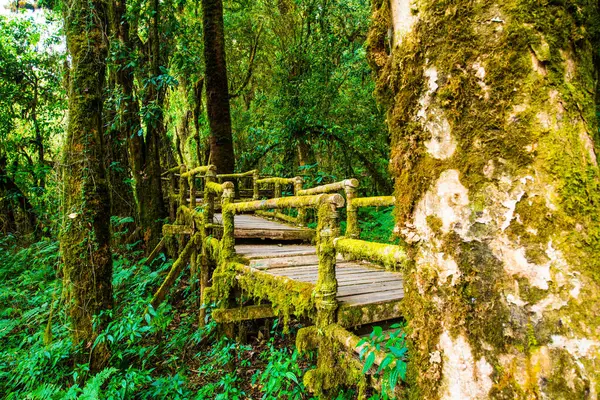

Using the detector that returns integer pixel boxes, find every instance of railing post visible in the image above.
[344,179,360,238]
[179,165,188,208]
[199,208,209,327]
[253,170,259,200]
[294,177,306,226]
[204,166,217,224]
[189,172,197,209]
[315,201,339,328]
[221,181,235,260]
[169,171,177,220]
[274,182,282,198]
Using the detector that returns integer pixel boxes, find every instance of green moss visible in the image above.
[426,215,442,235]
[369,0,600,397]
[335,237,407,271]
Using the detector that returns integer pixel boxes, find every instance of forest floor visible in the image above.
[0,208,397,398]
[0,234,363,399]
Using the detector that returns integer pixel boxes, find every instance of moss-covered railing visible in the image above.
[217,169,257,200]
[297,178,360,234]
[153,164,235,325]
[253,176,304,224]
[163,164,218,219]
[294,194,405,398]
[157,164,406,397]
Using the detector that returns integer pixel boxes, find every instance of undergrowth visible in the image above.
[0,233,372,399]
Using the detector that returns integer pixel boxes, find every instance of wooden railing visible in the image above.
[296,178,359,234]
[155,163,404,397]
[222,191,345,328]
[157,164,403,317]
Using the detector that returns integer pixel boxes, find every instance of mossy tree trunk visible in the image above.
[202,0,235,174]
[110,0,166,246]
[61,0,113,372]
[369,1,600,398]
[105,72,136,219]
[104,0,137,219]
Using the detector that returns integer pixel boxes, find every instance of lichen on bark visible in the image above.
[369,0,600,398]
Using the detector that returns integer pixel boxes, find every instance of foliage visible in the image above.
[357,206,397,244]
[0,234,332,399]
[168,0,390,193]
[358,323,408,399]
[0,13,65,235]
[251,322,308,400]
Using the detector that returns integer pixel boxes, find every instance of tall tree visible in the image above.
[61,0,113,371]
[202,0,235,173]
[108,0,167,245]
[368,0,600,398]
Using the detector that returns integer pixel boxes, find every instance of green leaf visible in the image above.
[397,361,407,381]
[377,354,393,373]
[389,367,399,391]
[285,371,299,384]
[363,351,376,373]
[389,346,407,359]
[373,326,383,337]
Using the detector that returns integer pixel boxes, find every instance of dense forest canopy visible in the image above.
[2,0,600,398]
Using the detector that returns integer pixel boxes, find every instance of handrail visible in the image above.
[295,178,360,237]
[297,178,358,196]
[162,165,182,175]
[217,169,257,179]
[334,237,406,271]
[256,177,297,185]
[228,193,344,213]
[205,181,224,195]
[350,196,394,208]
[181,164,216,178]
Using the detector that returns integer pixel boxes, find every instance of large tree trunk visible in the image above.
[61,0,113,372]
[104,68,136,219]
[202,0,235,174]
[369,1,600,398]
[111,0,166,246]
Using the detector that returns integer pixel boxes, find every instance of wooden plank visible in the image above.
[251,255,320,269]
[336,281,404,297]
[215,213,306,231]
[234,228,313,241]
[339,289,405,306]
[236,244,316,259]
[290,273,402,285]
[269,266,383,279]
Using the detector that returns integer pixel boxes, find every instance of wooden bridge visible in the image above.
[151,164,407,397]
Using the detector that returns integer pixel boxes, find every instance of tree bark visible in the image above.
[110,0,166,245]
[61,0,113,372]
[202,0,235,174]
[104,64,136,218]
[370,1,600,398]
[193,77,205,165]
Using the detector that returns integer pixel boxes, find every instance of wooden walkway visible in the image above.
[161,166,407,396]
[215,213,314,241]
[234,224,405,328]
[238,244,404,306]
